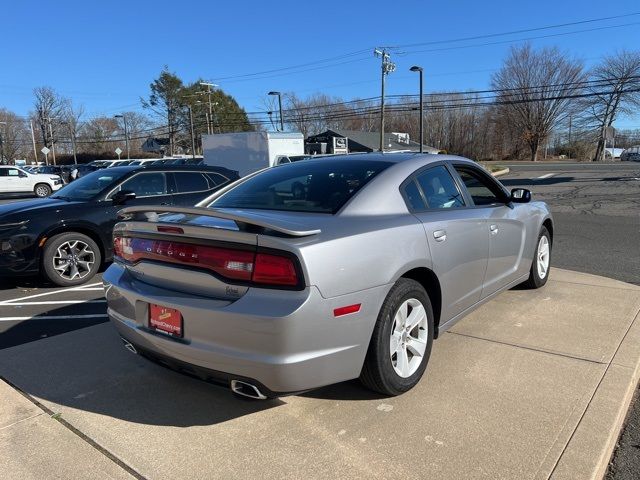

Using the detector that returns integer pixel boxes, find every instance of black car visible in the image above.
[0,165,238,286]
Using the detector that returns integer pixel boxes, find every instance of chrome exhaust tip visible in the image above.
[230,379,267,400]
[121,338,137,354]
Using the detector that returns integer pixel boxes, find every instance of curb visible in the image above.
[491,167,510,177]
[550,308,640,479]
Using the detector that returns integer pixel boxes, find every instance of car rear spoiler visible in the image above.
[117,205,321,237]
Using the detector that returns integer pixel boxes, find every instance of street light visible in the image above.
[268,91,284,132]
[410,65,424,153]
[114,114,130,159]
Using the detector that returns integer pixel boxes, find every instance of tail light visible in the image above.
[114,236,299,288]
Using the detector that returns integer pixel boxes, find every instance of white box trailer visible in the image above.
[202,131,304,177]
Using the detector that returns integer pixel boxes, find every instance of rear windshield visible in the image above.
[209,159,393,214]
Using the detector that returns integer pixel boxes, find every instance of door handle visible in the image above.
[433,230,447,242]
[490,224,499,235]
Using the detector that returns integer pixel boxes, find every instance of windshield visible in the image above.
[209,159,392,214]
[51,169,129,201]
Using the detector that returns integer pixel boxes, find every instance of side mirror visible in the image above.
[510,188,531,203]
[19,172,28,178]
[112,190,136,205]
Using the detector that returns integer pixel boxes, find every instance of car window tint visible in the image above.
[415,166,465,209]
[403,180,426,210]
[118,173,167,197]
[211,159,393,214]
[174,172,209,193]
[205,172,228,187]
[454,167,504,206]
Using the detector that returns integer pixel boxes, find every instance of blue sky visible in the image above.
[1,0,639,127]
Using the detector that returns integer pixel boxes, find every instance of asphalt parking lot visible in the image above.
[0,161,639,479]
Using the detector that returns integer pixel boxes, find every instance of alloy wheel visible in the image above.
[390,298,428,378]
[537,236,550,279]
[52,240,96,281]
[35,185,49,197]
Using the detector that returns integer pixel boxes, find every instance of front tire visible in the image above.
[42,232,101,286]
[521,226,551,289]
[360,278,434,396]
[34,183,52,198]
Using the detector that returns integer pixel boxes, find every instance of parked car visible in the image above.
[620,146,640,162]
[0,165,63,197]
[104,153,553,399]
[0,165,238,286]
[168,158,204,166]
[128,159,158,166]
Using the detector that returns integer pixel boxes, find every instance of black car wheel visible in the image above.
[42,232,101,286]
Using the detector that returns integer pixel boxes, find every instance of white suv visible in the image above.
[0,166,63,197]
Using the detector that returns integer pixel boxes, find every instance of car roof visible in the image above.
[106,164,238,175]
[295,151,474,166]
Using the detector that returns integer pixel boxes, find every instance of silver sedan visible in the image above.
[104,153,553,398]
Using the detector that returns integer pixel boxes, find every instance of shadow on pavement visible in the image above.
[0,301,287,427]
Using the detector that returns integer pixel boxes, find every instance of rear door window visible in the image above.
[173,172,209,193]
[414,165,465,209]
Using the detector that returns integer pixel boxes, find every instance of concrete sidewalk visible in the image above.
[0,268,639,480]
[0,379,134,479]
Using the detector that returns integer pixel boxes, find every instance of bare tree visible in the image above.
[492,44,585,161]
[79,117,119,154]
[118,111,154,153]
[0,109,30,163]
[32,87,67,157]
[60,100,84,158]
[581,50,640,161]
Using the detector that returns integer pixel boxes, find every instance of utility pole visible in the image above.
[568,114,572,145]
[187,105,196,159]
[114,114,130,159]
[374,48,396,152]
[29,120,38,164]
[199,82,219,135]
[46,117,56,165]
[0,121,5,165]
[410,66,424,153]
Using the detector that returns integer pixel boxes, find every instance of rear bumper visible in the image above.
[103,263,389,394]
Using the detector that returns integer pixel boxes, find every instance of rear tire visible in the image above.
[42,232,101,286]
[360,278,434,396]
[34,183,51,198]
[521,226,551,289]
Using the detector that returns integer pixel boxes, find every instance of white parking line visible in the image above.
[537,173,555,179]
[0,314,108,322]
[0,282,103,305]
[3,300,107,306]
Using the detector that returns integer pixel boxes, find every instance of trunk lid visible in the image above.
[113,206,322,299]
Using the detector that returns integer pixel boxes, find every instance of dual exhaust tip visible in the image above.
[120,337,267,400]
